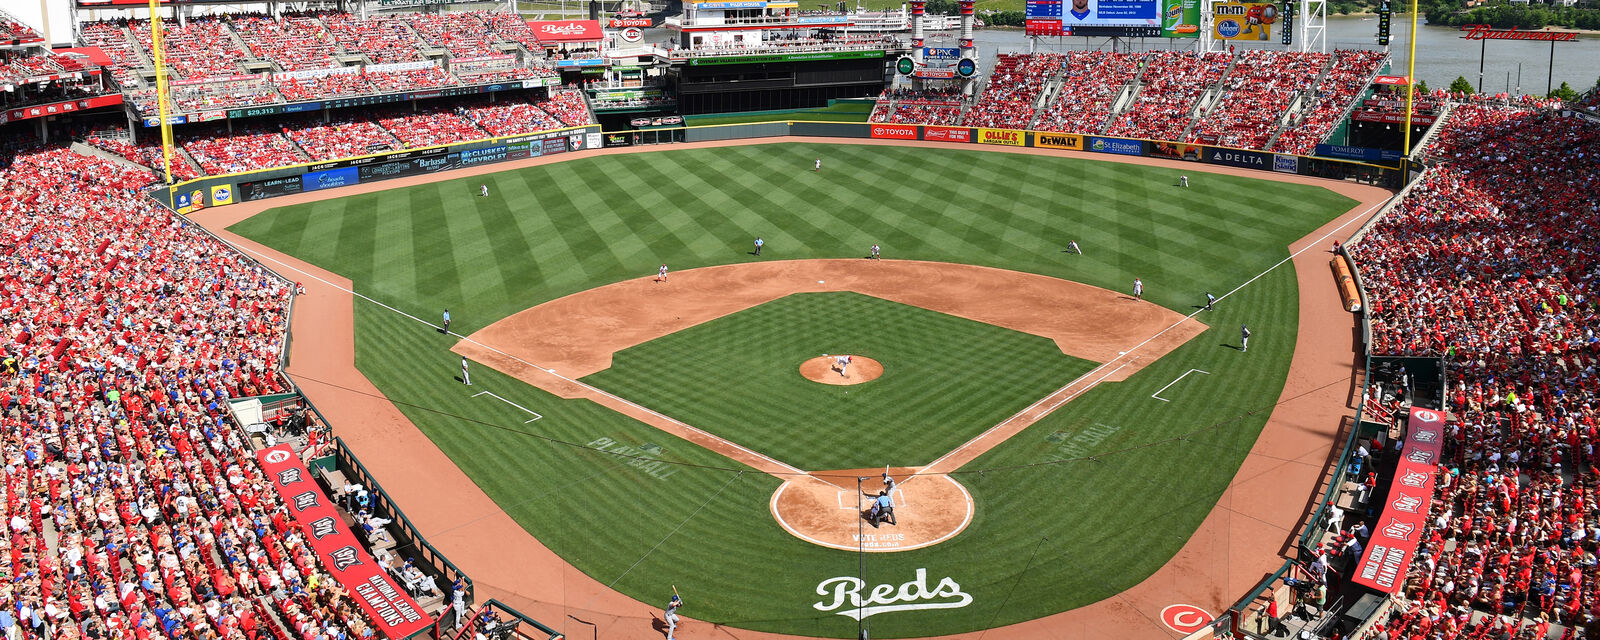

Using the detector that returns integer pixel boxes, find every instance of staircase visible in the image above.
[1180,54,1239,141]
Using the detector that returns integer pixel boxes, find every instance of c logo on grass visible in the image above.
[1160,604,1213,634]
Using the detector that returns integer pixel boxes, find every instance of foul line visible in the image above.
[222,241,805,477]
[922,194,1393,476]
[471,390,543,422]
[1152,369,1210,402]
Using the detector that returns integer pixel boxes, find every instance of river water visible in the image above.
[926,16,1599,95]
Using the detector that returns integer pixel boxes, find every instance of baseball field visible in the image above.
[225,141,1362,638]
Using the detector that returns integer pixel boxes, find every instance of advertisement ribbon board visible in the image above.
[976,128,1024,146]
[1350,408,1444,594]
[255,446,433,637]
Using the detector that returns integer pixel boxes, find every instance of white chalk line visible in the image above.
[922,195,1392,475]
[1152,369,1211,402]
[222,241,805,477]
[471,390,544,423]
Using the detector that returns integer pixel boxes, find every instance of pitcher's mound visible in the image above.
[800,356,883,385]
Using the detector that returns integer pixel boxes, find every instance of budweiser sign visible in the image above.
[1461,24,1578,42]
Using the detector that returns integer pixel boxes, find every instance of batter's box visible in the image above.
[836,488,910,510]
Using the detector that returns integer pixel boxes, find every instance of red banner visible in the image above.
[1373,75,1409,86]
[255,446,433,638]
[0,94,124,125]
[921,125,971,142]
[1462,24,1579,42]
[609,17,654,27]
[1352,111,1438,126]
[529,20,604,43]
[1026,19,1064,36]
[1351,407,1445,594]
[870,124,918,140]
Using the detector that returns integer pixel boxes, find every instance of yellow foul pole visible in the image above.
[147,0,176,184]
[1401,0,1418,157]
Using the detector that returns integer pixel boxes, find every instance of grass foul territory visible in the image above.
[231,142,1356,638]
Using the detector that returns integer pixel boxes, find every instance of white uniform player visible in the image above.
[837,354,852,377]
[657,264,669,282]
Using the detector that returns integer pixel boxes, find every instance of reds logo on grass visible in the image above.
[812,568,972,619]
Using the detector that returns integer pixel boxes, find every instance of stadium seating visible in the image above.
[85,134,203,181]
[868,88,964,125]
[1350,106,1600,632]
[460,99,564,137]
[1105,51,1229,142]
[321,13,427,64]
[182,127,309,174]
[1272,49,1386,154]
[1189,50,1327,150]
[284,118,401,160]
[230,14,341,72]
[407,11,505,59]
[128,17,251,80]
[375,109,487,148]
[1034,51,1141,135]
[542,89,595,127]
[962,52,1062,130]
[0,147,395,640]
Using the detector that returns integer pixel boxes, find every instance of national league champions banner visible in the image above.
[1351,407,1445,593]
[256,445,434,637]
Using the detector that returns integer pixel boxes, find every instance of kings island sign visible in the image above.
[1461,24,1579,42]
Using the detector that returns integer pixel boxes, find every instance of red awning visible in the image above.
[53,47,114,67]
[528,20,604,43]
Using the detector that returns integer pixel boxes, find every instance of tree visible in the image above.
[1449,75,1476,95]
[1413,79,1431,96]
[1549,81,1579,102]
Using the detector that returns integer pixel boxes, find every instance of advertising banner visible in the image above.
[609,17,654,27]
[1272,154,1299,173]
[922,47,961,61]
[0,94,123,125]
[870,124,919,140]
[915,69,956,78]
[1162,0,1201,37]
[1149,140,1204,161]
[1203,146,1272,169]
[1373,75,1409,86]
[542,137,569,155]
[302,167,360,192]
[255,446,432,637]
[1351,408,1444,594]
[1314,144,1402,163]
[1033,132,1084,150]
[209,184,235,206]
[921,126,971,143]
[1026,0,1160,30]
[685,50,884,66]
[1351,111,1438,126]
[358,152,452,181]
[173,187,207,214]
[530,20,604,43]
[976,128,1024,146]
[457,145,509,166]
[1211,2,1277,40]
[239,176,303,201]
[1087,136,1144,155]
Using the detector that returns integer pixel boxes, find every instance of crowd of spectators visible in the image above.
[170,79,281,112]
[321,13,426,64]
[230,14,340,73]
[182,126,309,174]
[283,118,400,160]
[867,86,965,125]
[78,21,147,88]
[0,11,42,43]
[375,109,488,149]
[1104,51,1229,142]
[85,134,203,181]
[1273,49,1386,154]
[961,52,1062,130]
[459,98,564,137]
[542,89,595,127]
[407,11,504,59]
[128,18,252,81]
[1349,106,1600,634]
[1189,50,1328,150]
[274,72,371,102]
[1034,51,1141,135]
[0,147,395,640]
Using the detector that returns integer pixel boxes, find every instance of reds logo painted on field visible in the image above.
[1160,604,1214,634]
[812,568,972,619]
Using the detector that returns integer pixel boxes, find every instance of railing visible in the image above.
[433,599,563,640]
[334,437,477,613]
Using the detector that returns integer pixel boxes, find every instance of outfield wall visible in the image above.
[149,121,1403,212]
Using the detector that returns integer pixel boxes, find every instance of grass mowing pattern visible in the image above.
[583,292,1097,470]
[231,142,1357,637]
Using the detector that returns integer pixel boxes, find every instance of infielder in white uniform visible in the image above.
[657,263,669,282]
[460,356,471,386]
[1133,278,1144,300]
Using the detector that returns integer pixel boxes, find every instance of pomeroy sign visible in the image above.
[870,124,918,140]
[1351,407,1444,594]
[813,569,972,620]
[256,446,433,637]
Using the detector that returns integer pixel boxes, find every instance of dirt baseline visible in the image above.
[460,259,1207,401]
[771,469,973,552]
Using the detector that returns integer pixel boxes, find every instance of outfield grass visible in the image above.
[584,292,1096,470]
[231,142,1357,637]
